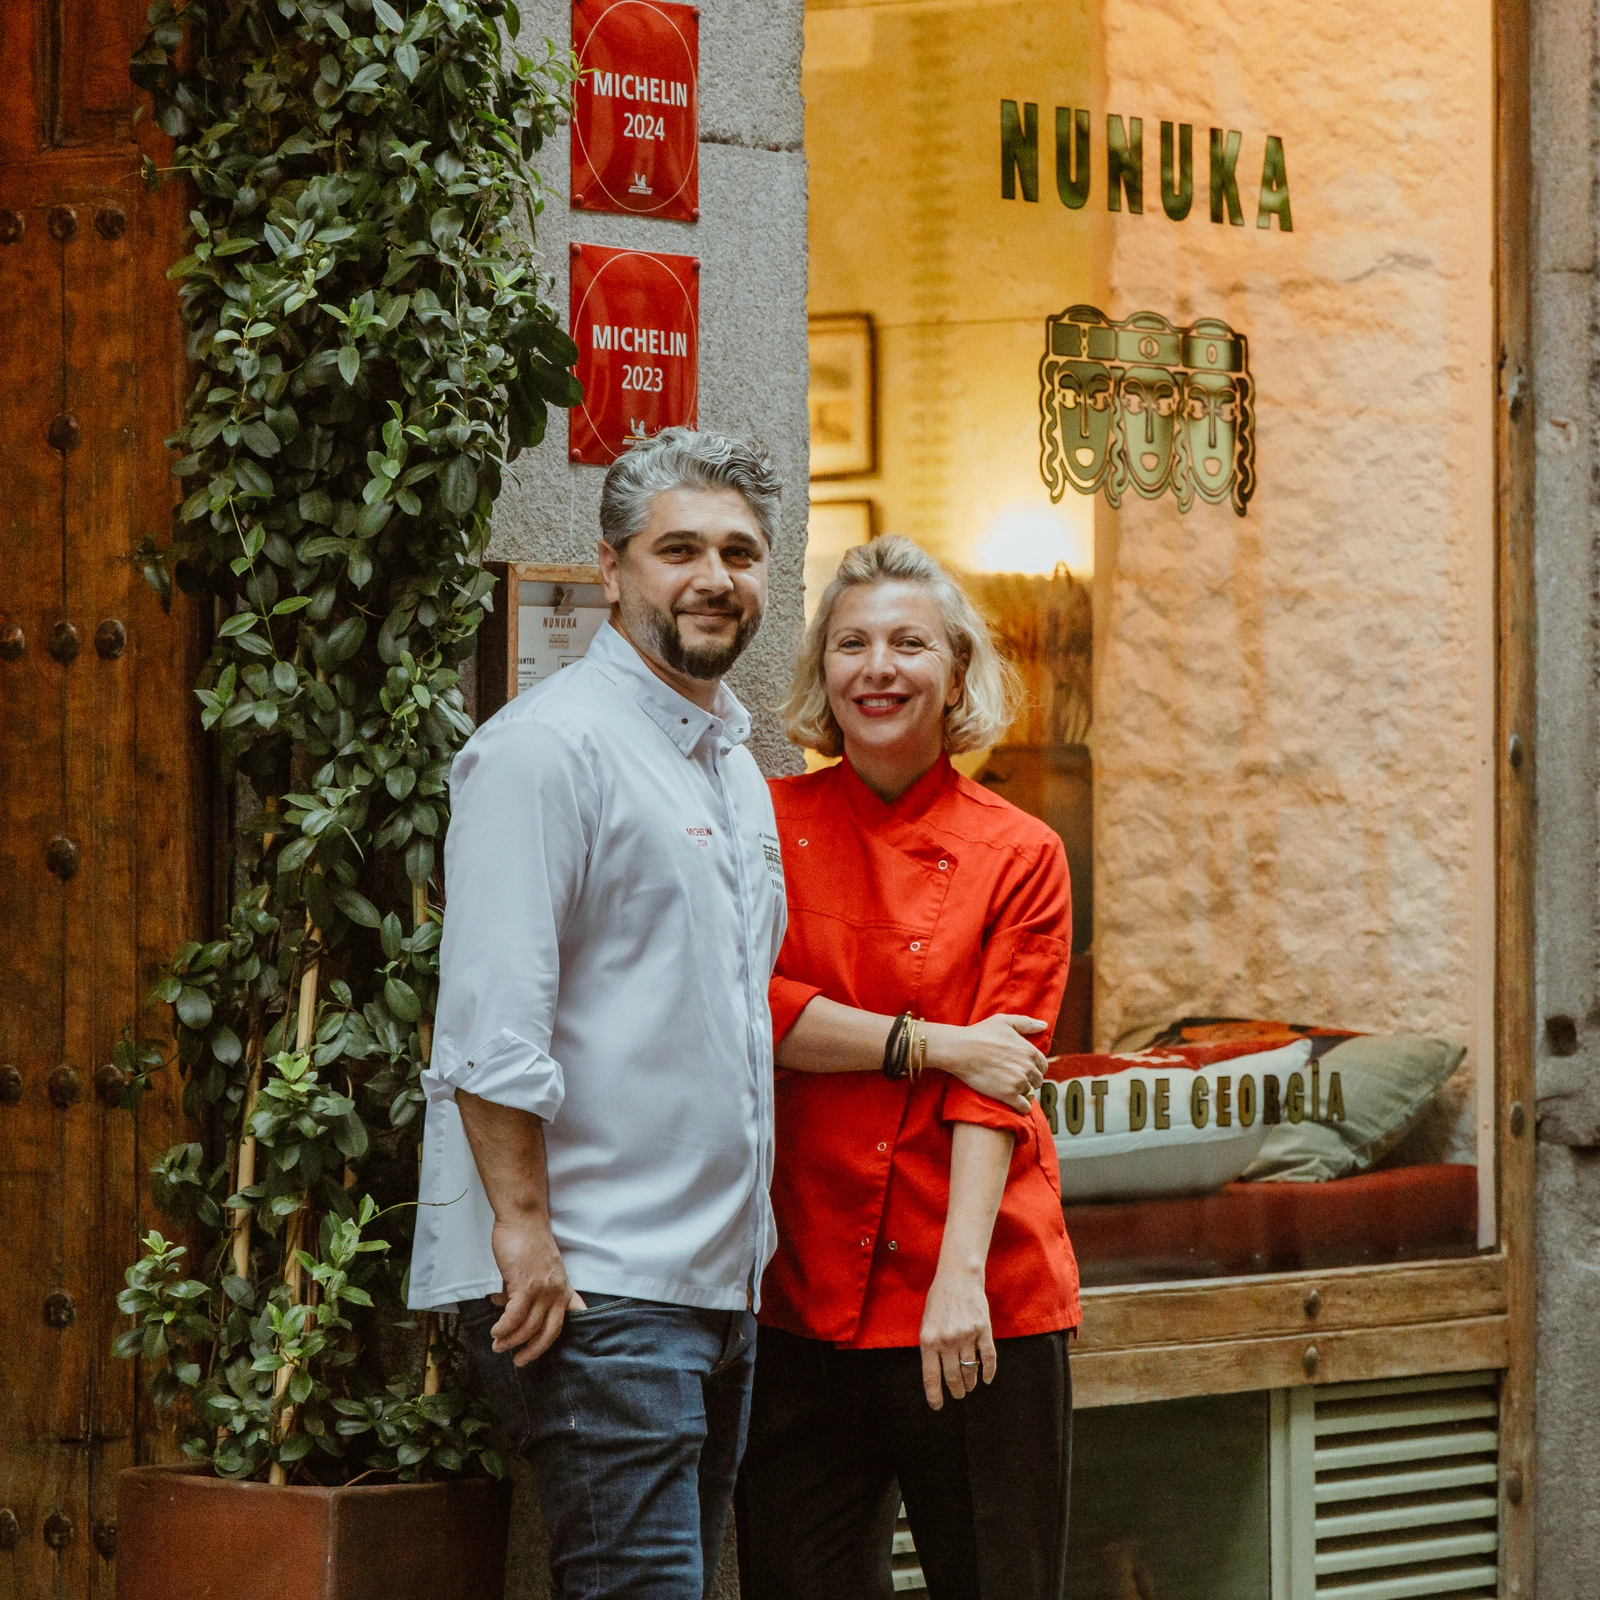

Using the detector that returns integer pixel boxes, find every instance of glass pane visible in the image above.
[804,0,1495,1282]
[1068,1393,1272,1600]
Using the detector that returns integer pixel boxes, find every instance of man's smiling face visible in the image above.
[600,485,770,692]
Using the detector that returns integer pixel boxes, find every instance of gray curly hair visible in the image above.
[781,535,1022,757]
[599,427,782,553]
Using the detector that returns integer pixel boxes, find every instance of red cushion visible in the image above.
[1063,1163,1479,1286]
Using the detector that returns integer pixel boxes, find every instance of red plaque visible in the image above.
[571,0,700,222]
[569,243,700,466]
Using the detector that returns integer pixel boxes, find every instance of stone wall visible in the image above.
[493,0,809,781]
[492,5,808,1595]
[1092,0,1498,1187]
[1530,0,1600,1586]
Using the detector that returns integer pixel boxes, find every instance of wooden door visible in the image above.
[0,2,204,1596]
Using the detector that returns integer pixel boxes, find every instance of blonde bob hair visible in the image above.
[781,535,1022,757]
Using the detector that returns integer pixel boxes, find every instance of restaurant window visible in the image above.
[803,0,1497,1288]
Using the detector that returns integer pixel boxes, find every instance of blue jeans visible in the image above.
[461,1294,757,1600]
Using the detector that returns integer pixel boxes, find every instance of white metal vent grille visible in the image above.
[1311,1371,1500,1600]
[893,1504,928,1593]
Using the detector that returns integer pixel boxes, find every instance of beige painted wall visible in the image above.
[1093,0,1496,1174]
[804,0,1105,578]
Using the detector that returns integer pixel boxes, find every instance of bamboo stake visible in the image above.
[268,918,321,1486]
[230,1022,264,1281]
[422,1320,443,1396]
[413,880,434,1066]
[412,879,443,1396]
[231,797,277,1283]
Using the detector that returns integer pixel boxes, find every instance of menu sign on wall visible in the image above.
[571,0,700,222]
[569,242,700,465]
[516,579,609,695]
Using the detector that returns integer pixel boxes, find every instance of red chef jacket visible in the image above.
[762,754,1081,1348]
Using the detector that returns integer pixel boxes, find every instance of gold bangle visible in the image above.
[908,1018,926,1082]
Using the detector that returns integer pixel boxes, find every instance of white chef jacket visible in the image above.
[407,622,786,1312]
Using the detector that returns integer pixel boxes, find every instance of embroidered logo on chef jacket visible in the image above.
[686,826,713,848]
[760,831,785,891]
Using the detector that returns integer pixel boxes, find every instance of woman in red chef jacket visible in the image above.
[734,536,1080,1600]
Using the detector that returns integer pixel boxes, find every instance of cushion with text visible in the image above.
[1042,1040,1310,1202]
[1071,1017,1468,1184]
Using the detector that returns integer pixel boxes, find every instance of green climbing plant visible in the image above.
[114,0,581,1484]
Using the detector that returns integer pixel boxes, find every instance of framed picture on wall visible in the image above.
[808,313,876,479]
[804,498,876,617]
[478,562,608,720]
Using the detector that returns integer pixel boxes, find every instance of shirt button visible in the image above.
[860,1237,870,1248]
[798,838,808,847]
[938,860,948,870]
[877,1142,887,1153]
[888,1240,898,1251]
[910,941,921,951]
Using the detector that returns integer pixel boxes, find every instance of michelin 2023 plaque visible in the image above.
[568,242,700,466]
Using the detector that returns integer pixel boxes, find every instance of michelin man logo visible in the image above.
[1040,306,1256,517]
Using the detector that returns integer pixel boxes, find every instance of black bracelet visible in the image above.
[882,1012,912,1080]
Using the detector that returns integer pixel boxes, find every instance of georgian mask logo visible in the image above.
[1040,306,1256,517]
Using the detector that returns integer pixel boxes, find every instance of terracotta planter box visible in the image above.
[116,1465,511,1600]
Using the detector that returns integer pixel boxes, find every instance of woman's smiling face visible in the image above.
[823,580,963,774]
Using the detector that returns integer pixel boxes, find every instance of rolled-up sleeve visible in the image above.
[422,714,597,1120]
[942,835,1071,1138]
[769,974,824,1049]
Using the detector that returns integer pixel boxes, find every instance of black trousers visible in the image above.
[735,1325,1072,1600]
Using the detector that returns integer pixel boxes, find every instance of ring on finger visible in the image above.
[958,1357,979,1368]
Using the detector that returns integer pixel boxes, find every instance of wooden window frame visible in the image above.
[1068,0,1535,1588]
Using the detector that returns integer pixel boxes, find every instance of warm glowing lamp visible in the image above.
[970,501,1093,578]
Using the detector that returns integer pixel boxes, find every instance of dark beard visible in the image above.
[633,596,762,681]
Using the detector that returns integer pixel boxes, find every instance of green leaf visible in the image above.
[405,838,434,887]
[211,1026,243,1065]
[372,0,405,29]
[429,208,464,250]
[440,456,477,515]
[354,500,392,539]
[332,887,382,928]
[241,419,281,457]
[324,614,367,665]
[218,612,261,639]
[395,42,420,80]
[337,346,361,386]
[334,1111,370,1160]
[273,595,313,616]
[384,978,421,1022]
[175,987,214,1029]
[299,490,334,526]
[277,836,316,875]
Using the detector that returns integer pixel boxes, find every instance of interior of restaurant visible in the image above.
[803,0,1503,1592]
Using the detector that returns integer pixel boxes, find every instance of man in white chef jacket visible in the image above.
[408,428,788,1598]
